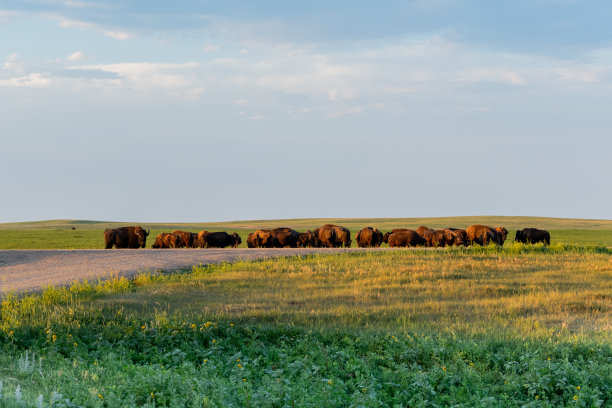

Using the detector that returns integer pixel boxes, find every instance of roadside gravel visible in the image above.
[0,248,367,294]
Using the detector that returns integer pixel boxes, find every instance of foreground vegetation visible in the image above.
[0,245,610,406]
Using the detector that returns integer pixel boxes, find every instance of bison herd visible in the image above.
[104,224,551,249]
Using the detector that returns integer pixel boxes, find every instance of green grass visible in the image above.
[0,247,610,406]
[1,216,612,248]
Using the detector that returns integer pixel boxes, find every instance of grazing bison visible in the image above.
[196,230,209,248]
[453,229,468,245]
[442,229,467,246]
[495,227,508,245]
[247,232,258,248]
[314,224,351,247]
[247,230,273,248]
[387,230,423,247]
[383,229,411,244]
[172,230,197,248]
[104,226,150,249]
[465,225,506,246]
[297,230,315,248]
[416,226,432,236]
[263,227,300,248]
[356,227,384,247]
[420,229,449,247]
[152,233,182,248]
[200,231,242,248]
[515,228,550,245]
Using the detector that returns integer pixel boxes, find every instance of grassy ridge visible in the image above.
[0,248,610,406]
[2,216,612,230]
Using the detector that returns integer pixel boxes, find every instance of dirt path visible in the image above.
[0,248,367,294]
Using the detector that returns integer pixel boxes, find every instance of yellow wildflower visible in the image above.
[574,396,578,400]
[98,394,103,400]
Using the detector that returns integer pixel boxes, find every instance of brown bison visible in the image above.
[199,231,242,248]
[247,230,273,248]
[383,228,410,243]
[416,226,432,236]
[263,227,300,248]
[172,230,197,248]
[515,228,550,245]
[104,226,150,249]
[314,224,351,247]
[387,230,423,247]
[465,225,507,246]
[356,227,384,247]
[420,229,449,247]
[247,232,258,248]
[196,230,208,248]
[297,230,315,247]
[152,233,182,248]
[495,227,508,245]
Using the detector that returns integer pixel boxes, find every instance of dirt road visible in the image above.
[0,248,366,294]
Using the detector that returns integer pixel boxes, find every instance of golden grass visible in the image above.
[95,249,612,341]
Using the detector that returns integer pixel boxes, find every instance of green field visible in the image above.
[0,246,611,406]
[1,216,612,248]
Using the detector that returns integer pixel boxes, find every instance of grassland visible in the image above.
[0,246,610,406]
[1,216,612,248]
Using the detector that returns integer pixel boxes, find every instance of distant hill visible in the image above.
[2,216,612,231]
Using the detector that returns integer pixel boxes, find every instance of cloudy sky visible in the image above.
[1,0,611,222]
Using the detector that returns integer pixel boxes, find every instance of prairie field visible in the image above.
[0,245,611,406]
[1,216,612,249]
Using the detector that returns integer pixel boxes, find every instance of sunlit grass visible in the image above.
[0,246,610,406]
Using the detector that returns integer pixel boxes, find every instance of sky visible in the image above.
[1,0,611,222]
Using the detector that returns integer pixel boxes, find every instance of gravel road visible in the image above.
[0,248,366,294]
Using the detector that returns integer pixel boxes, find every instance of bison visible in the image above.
[104,226,150,249]
[465,225,507,246]
[297,230,316,248]
[356,227,384,247]
[172,230,197,248]
[199,231,242,248]
[247,232,258,248]
[515,228,550,245]
[151,233,182,248]
[314,224,351,247]
[262,227,300,248]
[247,230,273,248]
[495,227,508,245]
[387,230,423,247]
[416,226,432,236]
[383,229,411,244]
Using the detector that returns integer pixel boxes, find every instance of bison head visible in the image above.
[232,233,242,247]
[383,232,391,243]
[135,227,150,248]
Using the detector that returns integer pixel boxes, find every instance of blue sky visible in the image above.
[1,1,611,222]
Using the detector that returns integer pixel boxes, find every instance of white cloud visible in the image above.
[0,73,50,87]
[455,69,527,85]
[68,62,201,95]
[240,48,248,55]
[3,53,17,70]
[203,44,221,52]
[67,51,84,62]
[57,18,132,40]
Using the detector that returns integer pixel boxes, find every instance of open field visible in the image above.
[0,247,610,406]
[1,216,612,248]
